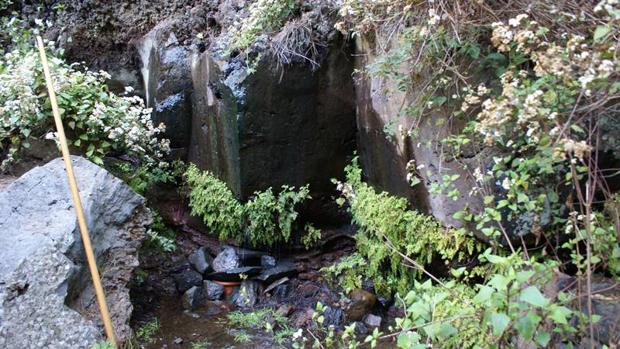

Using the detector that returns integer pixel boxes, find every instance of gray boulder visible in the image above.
[173,268,203,293]
[0,156,150,348]
[204,280,225,301]
[188,247,213,274]
[182,286,206,310]
[212,246,240,272]
[363,314,382,328]
[233,280,259,309]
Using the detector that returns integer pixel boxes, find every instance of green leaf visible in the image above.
[86,144,96,157]
[490,312,511,337]
[549,305,572,325]
[535,331,551,347]
[519,286,548,308]
[515,313,536,340]
[594,25,611,42]
[474,285,494,304]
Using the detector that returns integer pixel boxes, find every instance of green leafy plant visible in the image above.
[144,211,176,253]
[135,318,160,344]
[227,0,298,53]
[301,223,321,250]
[393,252,579,349]
[185,164,311,247]
[330,157,485,296]
[226,308,291,345]
[91,342,115,349]
[291,302,372,349]
[190,339,210,349]
[0,19,170,171]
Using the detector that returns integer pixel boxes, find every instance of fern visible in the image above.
[185,164,311,247]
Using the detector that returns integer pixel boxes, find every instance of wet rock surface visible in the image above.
[173,268,203,293]
[255,261,298,284]
[233,280,260,309]
[188,246,213,274]
[212,246,241,272]
[345,288,377,321]
[204,280,225,301]
[0,156,149,347]
[182,285,207,310]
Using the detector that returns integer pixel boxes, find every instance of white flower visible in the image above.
[501,177,511,190]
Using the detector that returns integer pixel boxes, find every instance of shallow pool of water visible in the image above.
[142,297,275,349]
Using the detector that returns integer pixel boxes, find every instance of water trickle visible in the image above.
[137,32,157,106]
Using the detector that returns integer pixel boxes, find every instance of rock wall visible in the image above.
[353,36,486,230]
[136,19,194,152]
[189,38,357,200]
[0,157,150,347]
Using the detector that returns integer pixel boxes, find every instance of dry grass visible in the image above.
[271,17,327,71]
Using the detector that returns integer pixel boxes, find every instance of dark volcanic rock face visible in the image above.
[189,35,357,200]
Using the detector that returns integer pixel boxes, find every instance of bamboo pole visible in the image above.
[36,36,117,347]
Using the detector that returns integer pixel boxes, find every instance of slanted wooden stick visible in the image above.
[36,36,117,347]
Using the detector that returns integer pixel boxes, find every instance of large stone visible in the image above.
[0,156,149,347]
[204,280,225,301]
[188,247,213,274]
[344,289,377,322]
[173,268,203,293]
[233,280,259,309]
[182,285,207,310]
[212,246,240,272]
[255,261,297,284]
[188,33,357,201]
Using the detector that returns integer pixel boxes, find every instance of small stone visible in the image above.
[292,308,314,328]
[182,286,206,310]
[212,246,240,272]
[233,280,259,309]
[322,306,344,328]
[204,280,225,300]
[173,337,183,344]
[173,269,203,293]
[188,247,213,274]
[353,321,368,336]
[276,303,294,317]
[363,314,382,328]
[345,289,377,321]
[255,261,297,284]
[274,284,290,299]
[261,255,277,268]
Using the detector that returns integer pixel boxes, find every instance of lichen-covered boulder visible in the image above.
[0,156,150,348]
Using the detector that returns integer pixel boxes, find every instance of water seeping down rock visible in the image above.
[0,157,150,348]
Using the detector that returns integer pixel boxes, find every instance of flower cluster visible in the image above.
[0,32,170,171]
[466,10,619,160]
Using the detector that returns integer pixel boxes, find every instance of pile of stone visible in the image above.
[172,245,297,310]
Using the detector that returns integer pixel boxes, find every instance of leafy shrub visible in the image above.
[144,211,177,253]
[136,318,160,344]
[227,0,298,53]
[185,164,311,247]
[185,164,244,239]
[0,19,169,171]
[393,252,582,349]
[329,158,485,296]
